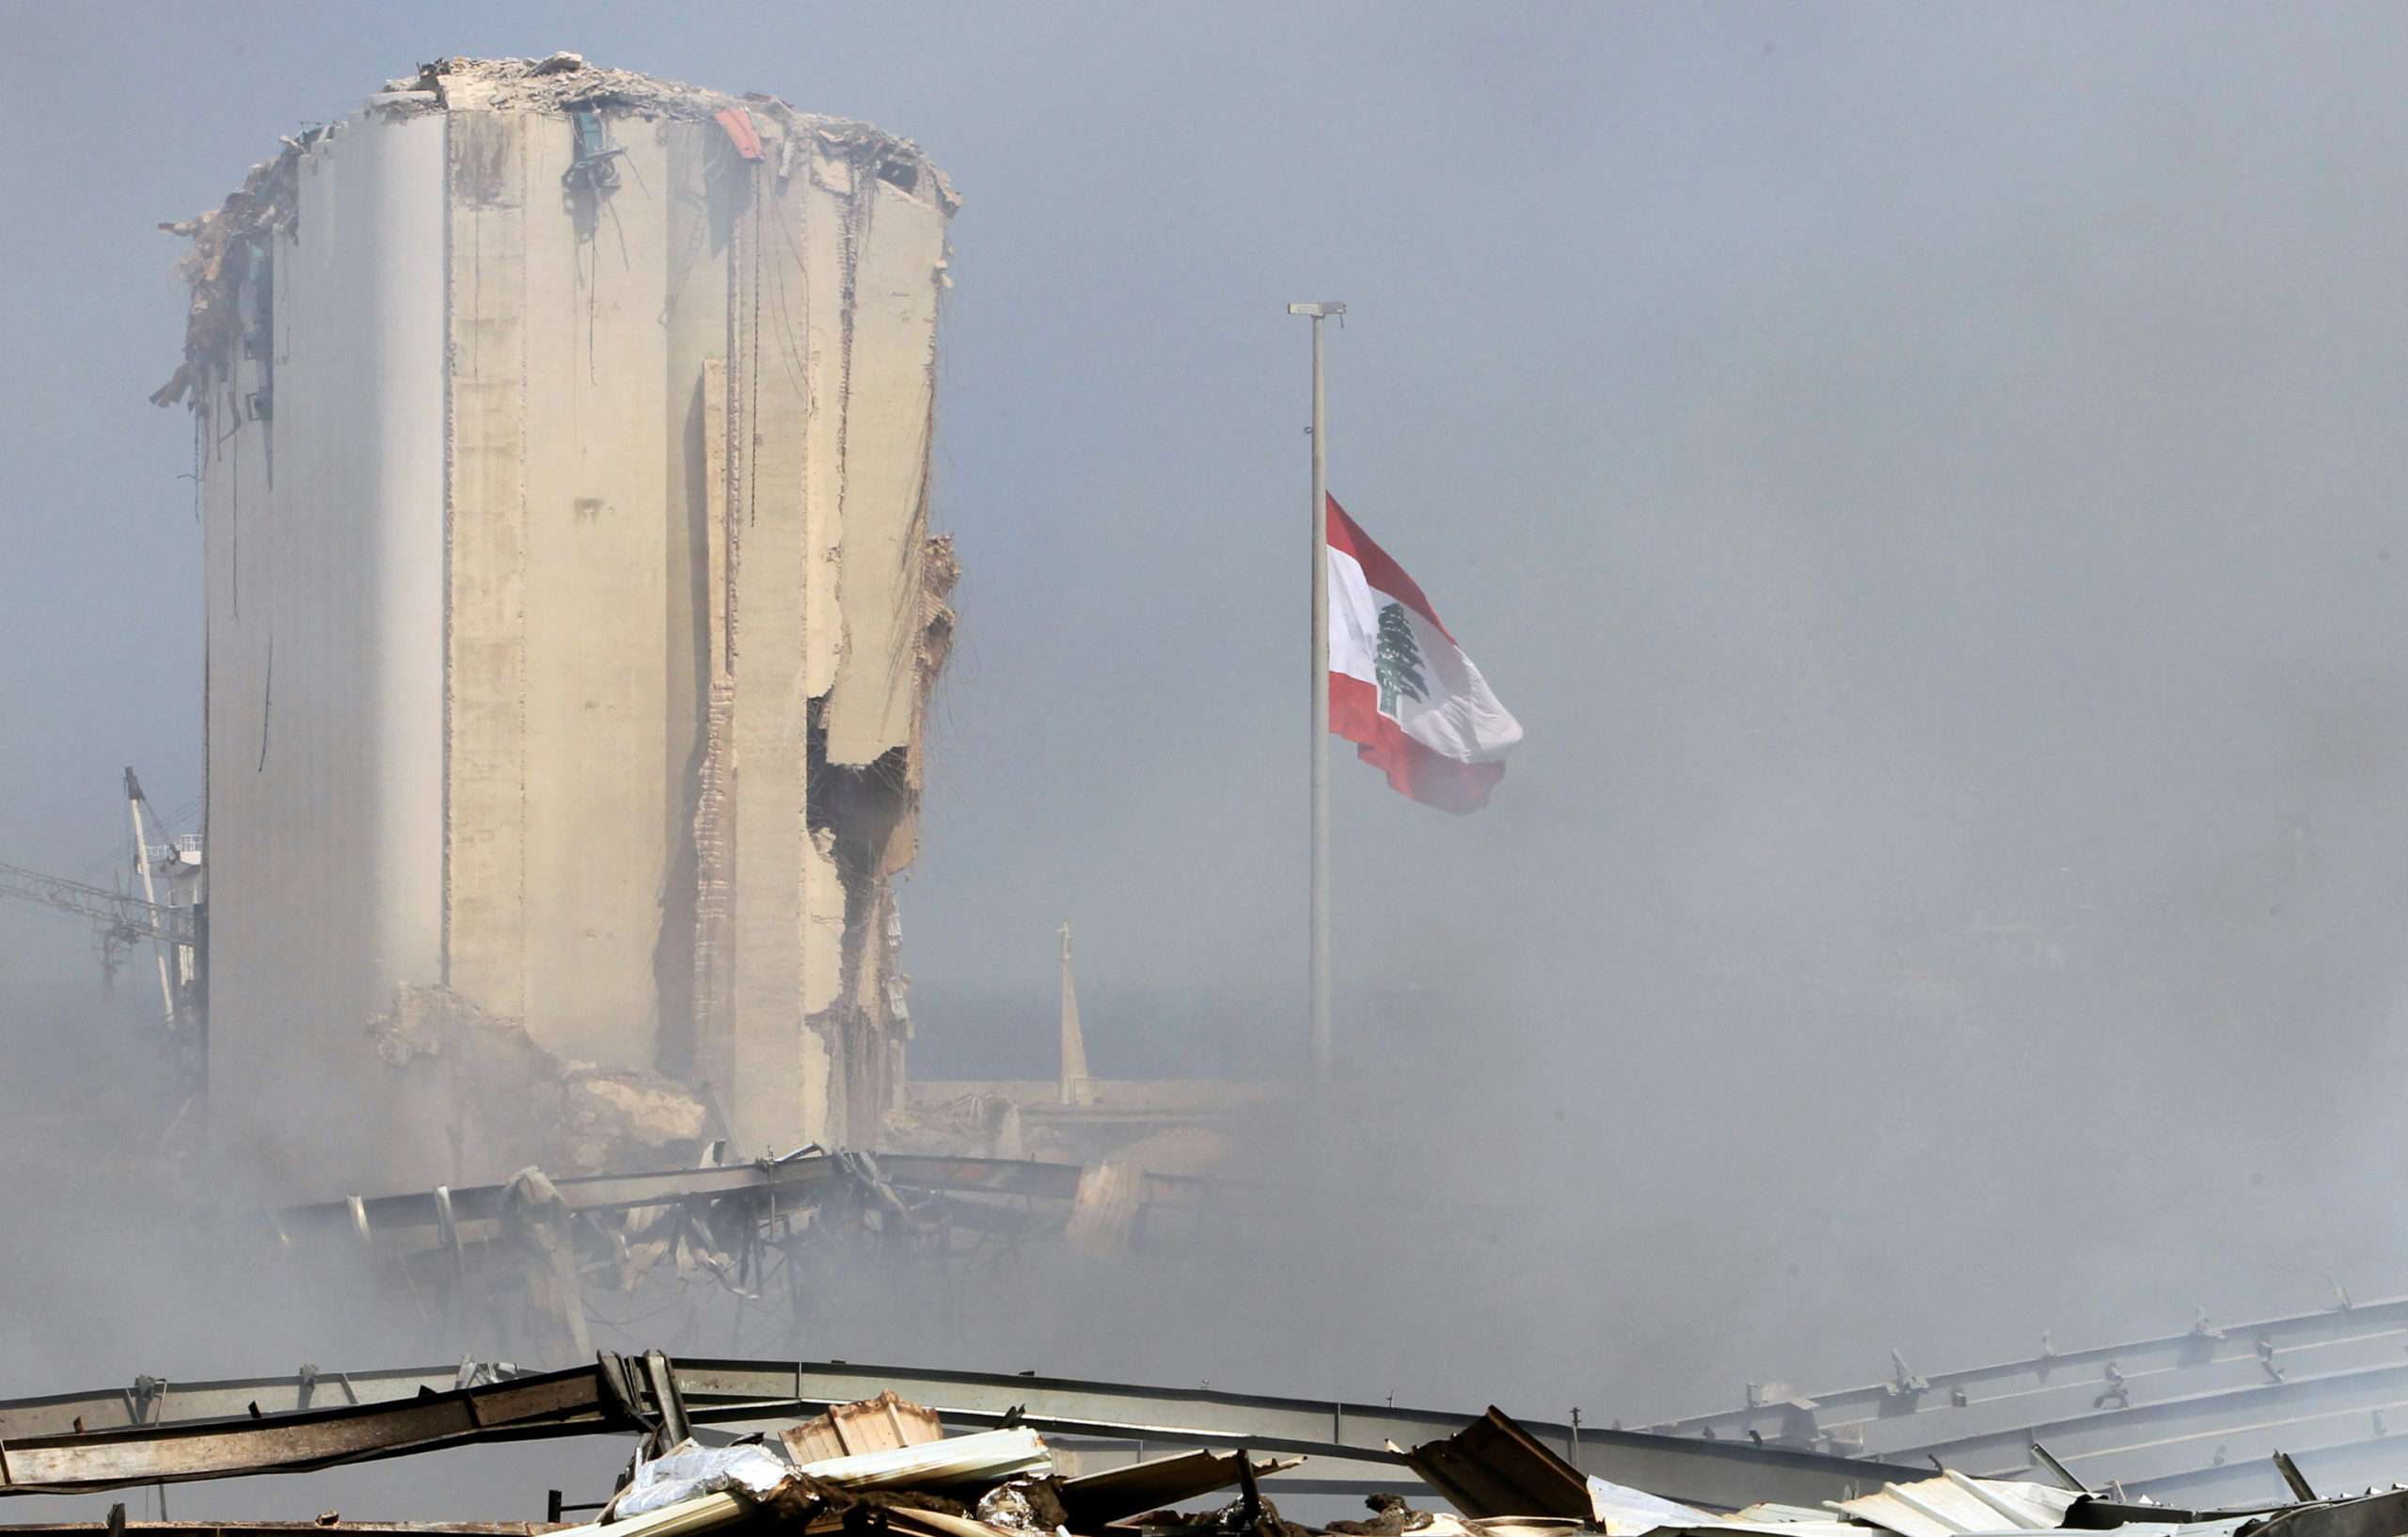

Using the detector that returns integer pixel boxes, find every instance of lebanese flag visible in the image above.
[1326,496,1523,813]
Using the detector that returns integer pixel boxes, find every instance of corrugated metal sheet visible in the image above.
[791,1426,1052,1490]
[782,1390,946,1463]
[1834,1474,2081,1537]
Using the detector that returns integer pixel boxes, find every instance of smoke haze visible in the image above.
[8,2,2408,1517]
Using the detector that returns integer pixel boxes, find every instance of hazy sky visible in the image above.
[12,0,2408,1458]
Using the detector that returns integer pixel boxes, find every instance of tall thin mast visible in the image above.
[1289,302,1343,1078]
[1058,920,1090,1104]
[125,768,176,1029]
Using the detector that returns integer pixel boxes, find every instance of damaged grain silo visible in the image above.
[157,55,959,1193]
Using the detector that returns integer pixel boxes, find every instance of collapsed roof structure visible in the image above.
[260,1147,1219,1364]
[0,1357,2393,1537]
[247,1149,2408,1513]
[0,1354,1911,1511]
[1640,1293,2408,1508]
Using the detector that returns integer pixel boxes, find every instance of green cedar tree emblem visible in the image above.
[1375,601,1430,716]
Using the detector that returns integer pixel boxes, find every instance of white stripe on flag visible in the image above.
[1327,546,1523,766]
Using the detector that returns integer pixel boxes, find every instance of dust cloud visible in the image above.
[7,2,2408,1523]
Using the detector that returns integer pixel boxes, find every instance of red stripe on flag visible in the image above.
[1329,673,1506,815]
[1325,496,1458,644]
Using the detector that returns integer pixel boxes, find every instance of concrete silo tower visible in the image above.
[158,56,958,1191]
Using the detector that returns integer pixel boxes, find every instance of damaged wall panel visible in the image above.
[166,57,959,1191]
[656,119,733,1085]
[725,109,820,1156]
[825,172,945,768]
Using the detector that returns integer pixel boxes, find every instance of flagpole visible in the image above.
[1289,300,1342,1079]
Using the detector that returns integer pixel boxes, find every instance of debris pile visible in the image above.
[488,1386,1309,1537]
[369,985,719,1178]
[267,1149,1212,1365]
[2,1356,2393,1537]
[153,55,954,410]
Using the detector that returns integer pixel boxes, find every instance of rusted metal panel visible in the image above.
[1403,1408,1592,1522]
[1056,1450,1296,1528]
[4,1400,481,1488]
[0,1368,454,1442]
[0,1365,619,1495]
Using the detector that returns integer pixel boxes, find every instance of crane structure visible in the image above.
[0,860,192,951]
[0,768,206,1109]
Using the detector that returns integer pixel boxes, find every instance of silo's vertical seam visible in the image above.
[438,103,455,988]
